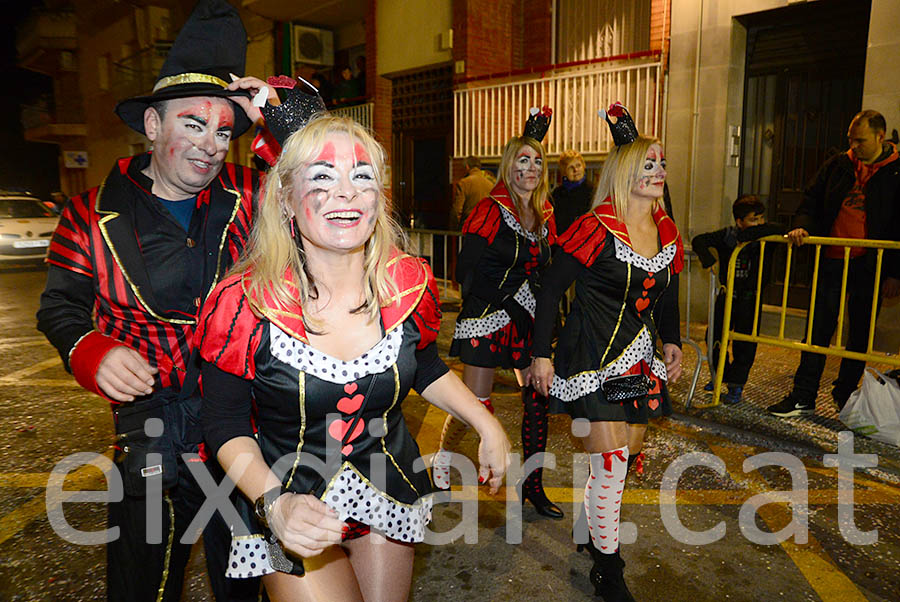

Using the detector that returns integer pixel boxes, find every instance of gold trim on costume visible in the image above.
[285,371,307,490]
[598,263,630,366]
[156,494,175,602]
[380,364,419,495]
[97,214,194,325]
[152,73,229,93]
[317,461,429,509]
[206,186,243,301]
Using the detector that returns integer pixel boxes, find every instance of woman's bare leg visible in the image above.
[343,533,416,602]
[433,364,496,488]
[261,545,363,602]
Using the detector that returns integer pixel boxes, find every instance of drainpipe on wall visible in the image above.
[687,0,704,240]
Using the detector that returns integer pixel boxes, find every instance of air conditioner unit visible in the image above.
[292,25,334,66]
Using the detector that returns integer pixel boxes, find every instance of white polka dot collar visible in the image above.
[270,323,403,384]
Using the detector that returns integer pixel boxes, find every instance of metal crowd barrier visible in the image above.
[707,234,900,407]
[681,249,719,409]
[405,228,462,300]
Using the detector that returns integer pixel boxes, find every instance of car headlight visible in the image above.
[39,232,54,237]
[0,233,20,240]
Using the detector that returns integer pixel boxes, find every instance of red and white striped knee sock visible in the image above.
[585,445,628,554]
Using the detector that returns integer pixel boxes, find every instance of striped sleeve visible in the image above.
[47,191,94,277]
[555,212,608,267]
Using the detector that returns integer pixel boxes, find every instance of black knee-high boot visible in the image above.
[588,547,636,602]
[520,386,563,519]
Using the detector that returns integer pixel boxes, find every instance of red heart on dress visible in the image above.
[490,343,497,352]
[529,245,540,256]
[648,398,660,411]
[643,277,656,289]
[512,351,521,360]
[344,382,358,395]
[327,418,365,453]
[471,338,480,347]
[635,297,650,313]
[337,393,365,414]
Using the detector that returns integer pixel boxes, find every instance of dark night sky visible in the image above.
[0,0,62,199]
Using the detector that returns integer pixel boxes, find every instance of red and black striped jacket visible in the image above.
[37,153,260,400]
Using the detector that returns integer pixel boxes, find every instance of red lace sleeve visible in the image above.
[462,197,502,243]
[556,212,609,267]
[195,274,264,379]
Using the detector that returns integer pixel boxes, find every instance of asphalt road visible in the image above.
[1,264,898,601]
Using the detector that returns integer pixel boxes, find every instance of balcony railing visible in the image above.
[330,101,374,131]
[453,55,662,158]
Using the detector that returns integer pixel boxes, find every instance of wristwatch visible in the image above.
[253,486,284,530]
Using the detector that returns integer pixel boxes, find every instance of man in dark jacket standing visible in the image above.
[36,1,265,599]
[769,110,900,417]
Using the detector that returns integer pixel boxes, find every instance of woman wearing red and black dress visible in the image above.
[432,107,564,519]
[197,100,510,601]
[532,103,684,601]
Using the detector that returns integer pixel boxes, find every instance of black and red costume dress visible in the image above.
[533,200,684,422]
[450,181,557,369]
[196,251,445,578]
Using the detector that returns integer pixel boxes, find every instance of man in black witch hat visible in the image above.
[36,1,269,599]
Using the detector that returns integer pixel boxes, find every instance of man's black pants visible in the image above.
[792,256,882,403]
[106,456,259,601]
[708,290,759,386]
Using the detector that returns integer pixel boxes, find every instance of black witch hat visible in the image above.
[523,106,553,143]
[115,0,252,136]
[599,102,639,147]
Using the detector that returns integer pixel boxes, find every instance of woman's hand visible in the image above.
[530,357,554,397]
[475,417,511,494]
[663,343,683,383]
[226,75,280,126]
[268,493,346,558]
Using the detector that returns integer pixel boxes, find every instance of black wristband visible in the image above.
[253,485,284,530]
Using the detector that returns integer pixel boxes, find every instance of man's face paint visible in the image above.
[630,143,666,202]
[290,133,380,255]
[146,96,234,200]
[507,145,542,198]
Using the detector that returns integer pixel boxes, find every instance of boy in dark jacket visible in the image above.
[692,195,784,404]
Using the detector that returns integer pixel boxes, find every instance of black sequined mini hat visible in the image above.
[598,102,639,147]
[260,76,328,147]
[523,106,553,143]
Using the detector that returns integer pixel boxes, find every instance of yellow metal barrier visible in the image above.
[708,234,900,407]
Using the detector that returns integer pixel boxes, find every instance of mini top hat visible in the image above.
[115,0,252,137]
[523,106,553,143]
[599,102,639,147]
[260,76,328,147]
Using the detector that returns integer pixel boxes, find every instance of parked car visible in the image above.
[0,193,58,262]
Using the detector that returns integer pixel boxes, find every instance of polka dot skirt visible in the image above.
[227,535,274,579]
[271,324,402,384]
[324,466,432,543]
[550,327,667,402]
[452,281,534,340]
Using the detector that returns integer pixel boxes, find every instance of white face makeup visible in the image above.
[630,143,666,202]
[290,133,380,255]
[507,145,543,198]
